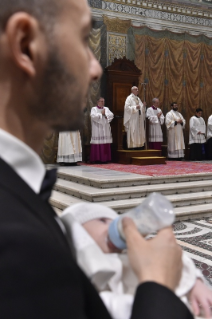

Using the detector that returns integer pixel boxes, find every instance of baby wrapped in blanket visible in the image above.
[60,203,212,319]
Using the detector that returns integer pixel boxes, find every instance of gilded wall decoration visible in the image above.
[103,16,131,33]
[108,33,127,65]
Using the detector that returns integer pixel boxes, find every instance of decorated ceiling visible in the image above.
[162,0,212,7]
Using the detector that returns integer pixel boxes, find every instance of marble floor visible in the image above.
[174,218,212,285]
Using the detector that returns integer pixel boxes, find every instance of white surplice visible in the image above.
[90,107,114,144]
[165,110,185,158]
[124,94,145,148]
[57,131,82,163]
[146,107,164,142]
[189,116,206,144]
[207,115,212,141]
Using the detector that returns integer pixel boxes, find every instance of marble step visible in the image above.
[54,178,212,202]
[101,191,212,213]
[131,156,166,166]
[50,190,84,211]
[57,166,212,189]
[50,190,212,221]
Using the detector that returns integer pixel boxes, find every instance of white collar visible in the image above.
[0,129,45,194]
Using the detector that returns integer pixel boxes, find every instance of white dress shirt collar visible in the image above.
[0,129,46,194]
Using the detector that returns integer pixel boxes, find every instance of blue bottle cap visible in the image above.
[108,218,127,250]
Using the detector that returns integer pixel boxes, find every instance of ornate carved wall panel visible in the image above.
[108,33,127,65]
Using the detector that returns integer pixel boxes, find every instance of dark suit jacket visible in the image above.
[0,158,193,319]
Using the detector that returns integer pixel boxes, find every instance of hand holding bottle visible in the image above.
[122,218,182,291]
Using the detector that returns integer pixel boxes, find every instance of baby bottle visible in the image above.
[108,192,175,250]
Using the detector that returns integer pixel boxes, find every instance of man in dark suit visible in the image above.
[0,0,193,318]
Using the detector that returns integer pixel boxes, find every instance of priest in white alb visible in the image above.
[189,108,206,161]
[207,114,212,159]
[124,86,146,149]
[57,131,82,165]
[146,98,164,150]
[90,97,114,163]
[165,102,186,160]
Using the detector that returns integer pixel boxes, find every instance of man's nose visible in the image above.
[89,51,102,82]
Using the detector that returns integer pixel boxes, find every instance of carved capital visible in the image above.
[103,16,131,34]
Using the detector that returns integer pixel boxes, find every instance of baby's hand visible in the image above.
[189,278,212,318]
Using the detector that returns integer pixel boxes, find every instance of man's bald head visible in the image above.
[0,0,61,31]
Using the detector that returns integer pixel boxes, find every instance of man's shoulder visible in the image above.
[126,94,133,99]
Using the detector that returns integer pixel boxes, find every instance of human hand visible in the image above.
[189,278,212,318]
[136,105,140,110]
[178,119,183,124]
[157,112,162,118]
[102,109,105,115]
[197,131,201,135]
[122,218,182,292]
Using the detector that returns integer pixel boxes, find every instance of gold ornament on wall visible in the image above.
[103,16,131,34]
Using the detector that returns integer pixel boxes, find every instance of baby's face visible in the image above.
[83,218,119,254]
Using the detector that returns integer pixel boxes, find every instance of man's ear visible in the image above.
[5,13,45,77]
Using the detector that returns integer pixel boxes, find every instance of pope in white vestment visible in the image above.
[189,108,206,161]
[90,97,114,163]
[165,103,186,159]
[124,87,146,149]
[57,131,82,164]
[146,98,164,150]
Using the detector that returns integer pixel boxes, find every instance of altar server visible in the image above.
[207,114,212,159]
[124,86,146,149]
[165,102,186,160]
[189,108,206,161]
[146,98,164,150]
[57,131,82,164]
[90,97,114,163]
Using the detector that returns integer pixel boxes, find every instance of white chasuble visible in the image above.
[166,110,185,158]
[90,107,114,144]
[124,94,145,148]
[57,131,82,163]
[146,107,164,142]
[189,116,206,144]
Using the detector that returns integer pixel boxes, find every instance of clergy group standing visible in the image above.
[189,108,206,161]
[165,102,186,160]
[146,98,164,150]
[124,86,146,149]
[90,97,114,163]
[57,131,82,165]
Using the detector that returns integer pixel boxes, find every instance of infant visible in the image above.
[60,202,212,319]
